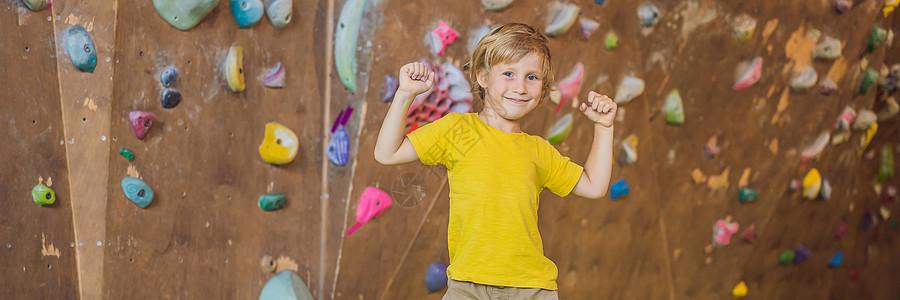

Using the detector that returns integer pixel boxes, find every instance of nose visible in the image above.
[511,78,526,94]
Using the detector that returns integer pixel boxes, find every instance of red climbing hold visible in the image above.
[129,111,155,140]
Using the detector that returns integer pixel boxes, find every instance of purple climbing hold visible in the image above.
[161,88,182,109]
[426,261,449,293]
[835,0,852,13]
[383,75,399,102]
[610,179,629,200]
[820,78,837,95]
[129,111,155,140]
[863,211,878,230]
[327,126,349,166]
[794,244,811,264]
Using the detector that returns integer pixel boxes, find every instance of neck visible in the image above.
[478,105,521,133]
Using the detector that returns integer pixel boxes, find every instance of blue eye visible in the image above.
[503,72,513,77]
[527,75,538,81]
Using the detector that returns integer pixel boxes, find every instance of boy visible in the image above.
[374,23,615,299]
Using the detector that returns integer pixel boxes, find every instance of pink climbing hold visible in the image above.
[557,62,584,112]
[713,219,739,246]
[426,21,459,56]
[733,57,763,91]
[128,111,156,140]
[346,187,393,236]
[834,221,846,239]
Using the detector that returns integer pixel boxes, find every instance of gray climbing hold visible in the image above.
[259,270,314,300]
[160,67,178,87]
[265,0,293,29]
[152,0,221,31]
[638,2,659,27]
[161,88,182,109]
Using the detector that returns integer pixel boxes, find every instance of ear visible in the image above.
[475,68,488,89]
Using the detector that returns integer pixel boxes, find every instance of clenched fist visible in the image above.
[397,62,435,97]
[579,91,616,128]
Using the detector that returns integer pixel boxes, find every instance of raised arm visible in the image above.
[571,92,616,199]
[374,62,435,165]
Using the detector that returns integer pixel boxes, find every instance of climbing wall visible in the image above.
[0,3,80,298]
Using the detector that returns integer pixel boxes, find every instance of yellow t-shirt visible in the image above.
[407,112,584,290]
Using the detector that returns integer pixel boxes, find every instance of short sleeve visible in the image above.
[407,113,462,166]
[542,141,584,197]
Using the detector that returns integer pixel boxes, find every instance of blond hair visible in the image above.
[463,23,554,112]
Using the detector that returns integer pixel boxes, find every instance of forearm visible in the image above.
[583,124,614,196]
[374,91,414,162]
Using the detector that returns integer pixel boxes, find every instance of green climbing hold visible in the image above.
[878,144,894,181]
[152,0,221,31]
[259,270,315,300]
[22,0,51,11]
[121,177,153,209]
[258,193,286,211]
[738,188,758,203]
[868,26,887,53]
[32,184,55,206]
[859,68,878,95]
[779,250,795,265]
[604,32,619,51]
[119,147,134,162]
[334,0,368,93]
[891,217,899,229]
[663,89,684,125]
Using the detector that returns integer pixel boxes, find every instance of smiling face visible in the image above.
[476,52,545,121]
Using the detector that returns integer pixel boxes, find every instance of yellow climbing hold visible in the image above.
[858,123,878,156]
[259,122,299,165]
[884,0,898,17]
[803,168,822,200]
[732,281,748,298]
[225,46,245,93]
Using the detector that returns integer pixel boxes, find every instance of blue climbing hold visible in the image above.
[327,126,349,166]
[65,25,97,73]
[259,270,314,300]
[610,179,629,200]
[426,261,449,293]
[594,0,605,4]
[828,250,843,268]
[230,0,264,28]
[121,177,153,209]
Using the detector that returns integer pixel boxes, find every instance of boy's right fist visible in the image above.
[397,62,435,97]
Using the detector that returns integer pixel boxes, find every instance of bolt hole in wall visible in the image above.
[25,46,29,52]
[83,117,86,122]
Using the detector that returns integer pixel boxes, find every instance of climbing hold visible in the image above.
[859,68,878,95]
[835,221,846,239]
[832,106,856,134]
[741,227,756,243]
[258,270,315,300]
[261,255,277,273]
[557,63,584,111]
[121,177,153,209]
[868,27,887,53]
[262,62,285,88]
[852,109,876,131]
[617,134,638,166]
[546,3,580,37]
[849,269,859,280]
[614,76,645,105]
[828,250,843,268]
[789,179,801,192]
[128,111,155,140]
[779,250,795,265]
[820,177,832,200]
[160,67,178,87]
[732,281,748,298]
[820,77,837,95]
[877,97,899,121]
[790,66,818,93]
[579,18,599,40]
[426,261,449,293]
[119,147,134,162]
[161,88,182,109]
[346,187,392,236]
[31,184,55,206]
[794,244,811,264]
[481,0,513,11]
[327,126,349,166]
[702,143,720,160]
[732,15,756,42]
[892,217,899,229]
[225,46,245,93]
[265,0,292,29]
[258,122,299,165]
[65,25,97,73]
[382,75,399,102]
[637,2,659,27]
[21,0,51,11]
[879,144,894,181]
[425,21,459,56]
[543,113,572,146]
[738,188,757,203]
[835,0,852,13]
[604,32,619,51]
[863,211,878,230]
[885,0,899,17]
[664,89,684,125]
[858,123,878,156]
[734,57,762,91]
[802,168,822,200]
[230,0,264,28]
[258,193,286,211]
[800,131,829,162]
[334,0,367,93]
[812,36,842,60]
[152,0,220,31]
[712,218,739,246]
[880,206,891,220]
[883,186,897,203]
[879,64,900,95]
[610,179,629,200]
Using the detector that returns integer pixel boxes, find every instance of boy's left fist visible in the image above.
[579,91,616,128]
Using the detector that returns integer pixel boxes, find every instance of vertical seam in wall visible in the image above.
[320,0,336,298]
